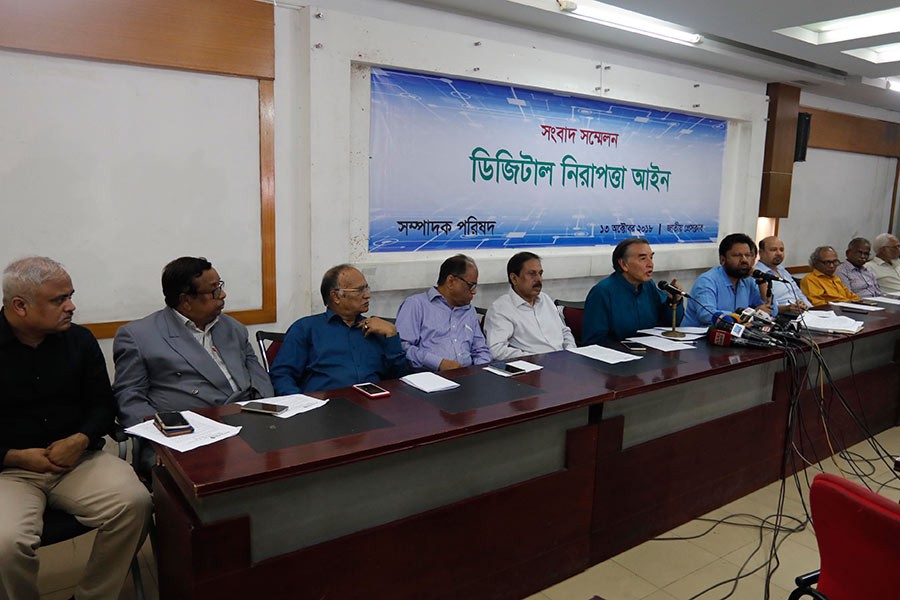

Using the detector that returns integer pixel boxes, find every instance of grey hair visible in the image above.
[2,257,67,305]
[808,246,834,268]
[847,237,870,249]
[872,233,897,254]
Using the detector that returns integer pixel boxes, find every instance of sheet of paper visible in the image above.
[626,336,696,351]
[125,410,242,453]
[638,328,705,341]
[401,371,460,392]
[238,394,328,419]
[483,360,543,377]
[831,301,884,311]
[567,345,642,364]
[868,296,900,305]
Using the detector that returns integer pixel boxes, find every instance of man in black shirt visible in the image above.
[0,257,151,600]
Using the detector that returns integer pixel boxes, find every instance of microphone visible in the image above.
[657,280,689,298]
[752,269,788,284]
[706,327,774,349]
[710,318,778,347]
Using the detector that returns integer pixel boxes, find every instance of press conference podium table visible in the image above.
[153,307,900,600]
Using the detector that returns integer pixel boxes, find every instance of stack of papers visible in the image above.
[484,360,543,377]
[626,336,695,352]
[401,372,460,392]
[797,311,864,334]
[125,411,241,452]
[237,394,328,419]
[567,345,642,364]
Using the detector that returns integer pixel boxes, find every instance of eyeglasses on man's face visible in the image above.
[196,280,225,299]
[338,285,370,295]
[818,259,841,267]
[454,275,478,291]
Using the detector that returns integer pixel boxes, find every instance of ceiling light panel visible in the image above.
[775,7,900,45]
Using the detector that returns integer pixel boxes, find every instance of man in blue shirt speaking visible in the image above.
[270,265,409,394]
[683,233,775,327]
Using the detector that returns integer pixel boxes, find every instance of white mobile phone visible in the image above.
[353,382,391,398]
[241,401,289,415]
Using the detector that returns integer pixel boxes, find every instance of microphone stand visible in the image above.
[662,296,686,338]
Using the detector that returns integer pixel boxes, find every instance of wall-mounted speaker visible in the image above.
[794,112,811,162]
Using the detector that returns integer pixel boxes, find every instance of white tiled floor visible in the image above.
[38,427,900,600]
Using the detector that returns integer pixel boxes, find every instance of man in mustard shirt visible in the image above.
[800,246,861,306]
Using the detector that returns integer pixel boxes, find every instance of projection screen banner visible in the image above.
[368,67,726,253]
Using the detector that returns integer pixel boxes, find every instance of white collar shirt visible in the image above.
[865,257,900,294]
[483,289,576,361]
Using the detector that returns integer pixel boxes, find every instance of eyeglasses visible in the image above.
[454,275,478,291]
[337,285,370,295]
[818,260,841,267]
[196,280,225,299]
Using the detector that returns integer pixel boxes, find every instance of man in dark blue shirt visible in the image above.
[270,265,409,394]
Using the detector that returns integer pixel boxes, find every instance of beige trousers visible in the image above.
[0,451,152,600]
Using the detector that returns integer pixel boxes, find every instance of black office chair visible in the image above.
[255,330,286,372]
[474,306,487,332]
[40,430,145,599]
[554,299,585,310]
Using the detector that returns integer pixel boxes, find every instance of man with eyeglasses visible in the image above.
[683,233,774,327]
[269,264,409,394]
[113,257,273,436]
[836,237,882,298]
[800,246,861,306]
[865,233,900,294]
[396,254,491,371]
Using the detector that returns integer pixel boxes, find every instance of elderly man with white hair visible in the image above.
[865,233,900,294]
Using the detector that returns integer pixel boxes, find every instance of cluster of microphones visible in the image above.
[657,270,798,350]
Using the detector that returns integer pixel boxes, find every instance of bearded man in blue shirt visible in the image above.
[270,265,409,394]
[683,233,775,327]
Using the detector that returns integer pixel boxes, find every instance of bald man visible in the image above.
[755,236,810,314]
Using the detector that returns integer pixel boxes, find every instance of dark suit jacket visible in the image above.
[113,308,273,426]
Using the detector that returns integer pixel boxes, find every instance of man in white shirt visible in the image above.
[484,252,576,360]
[865,233,900,294]
[755,236,810,313]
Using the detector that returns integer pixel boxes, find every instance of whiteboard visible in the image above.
[0,50,262,323]
[779,148,896,265]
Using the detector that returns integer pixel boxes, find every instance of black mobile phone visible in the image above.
[241,401,289,415]
[501,363,525,374]
[155,411,191,429]
[154,411,194,436]
[621,341,646,352]
[353,383,391,398]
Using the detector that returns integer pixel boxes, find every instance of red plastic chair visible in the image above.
[788,473,900,600]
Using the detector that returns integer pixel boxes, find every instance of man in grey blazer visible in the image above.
[113,257,273,432]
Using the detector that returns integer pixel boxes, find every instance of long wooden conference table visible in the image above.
[153,305,900,599]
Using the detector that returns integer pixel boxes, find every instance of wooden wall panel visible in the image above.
[0,0,273,79]
[759,83,800,218]
[804,107,900,158]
